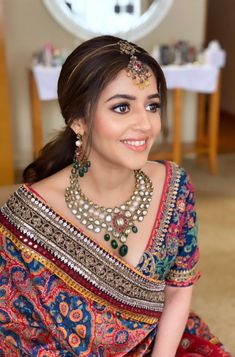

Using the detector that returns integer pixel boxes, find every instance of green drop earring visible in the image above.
[73,133,91,177]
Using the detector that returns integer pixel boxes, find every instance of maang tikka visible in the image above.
[72,133,91,177]
[118,40,151,89]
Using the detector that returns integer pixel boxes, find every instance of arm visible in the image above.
[151,285,193,357]
[151,168,200,356]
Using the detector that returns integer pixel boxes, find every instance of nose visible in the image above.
[132,107,153,132]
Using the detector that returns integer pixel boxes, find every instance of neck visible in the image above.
[77,162,136,207]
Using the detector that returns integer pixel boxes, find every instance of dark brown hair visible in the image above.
[23,35,167,182]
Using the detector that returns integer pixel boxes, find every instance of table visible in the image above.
[150,64,221,174]
[29,64,221,174]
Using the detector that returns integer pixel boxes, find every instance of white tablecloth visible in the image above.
[32,64,219,101]
[162,64,219,93]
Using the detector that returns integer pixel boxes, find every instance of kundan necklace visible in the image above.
[65,169,153,257]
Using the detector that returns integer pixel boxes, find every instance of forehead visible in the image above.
[99,69,158,100]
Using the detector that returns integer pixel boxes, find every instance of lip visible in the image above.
[120,138,148,152]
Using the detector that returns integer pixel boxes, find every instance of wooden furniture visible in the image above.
[29,67,221,174]
[196,74,221,174]
[149,73,221,174]
[0,0,14,184]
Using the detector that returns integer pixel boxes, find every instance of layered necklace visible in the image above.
[65,169,153,257]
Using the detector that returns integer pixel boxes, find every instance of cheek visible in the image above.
[92,115,124,140]
[152,115,162,134]
[92,115,110,138]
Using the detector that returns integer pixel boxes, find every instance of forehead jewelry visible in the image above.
[118,40,151,89]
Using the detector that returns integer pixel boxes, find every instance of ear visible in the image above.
[70,118,87,136]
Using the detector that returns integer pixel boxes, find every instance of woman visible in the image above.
[0,36,231,356]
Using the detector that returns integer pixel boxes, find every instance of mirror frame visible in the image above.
[43,0,174,41]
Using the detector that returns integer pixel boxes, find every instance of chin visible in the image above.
[122,155,149,171]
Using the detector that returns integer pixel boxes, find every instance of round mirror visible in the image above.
[43,0,174,41]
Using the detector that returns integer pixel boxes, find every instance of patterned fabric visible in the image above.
[0,161,231,356]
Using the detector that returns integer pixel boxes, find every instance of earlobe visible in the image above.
[70,118,86,136]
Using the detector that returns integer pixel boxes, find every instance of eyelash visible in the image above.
[112,103,130,113]
[146,103,161,113]
[112,102,161,114]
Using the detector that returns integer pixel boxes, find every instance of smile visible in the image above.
[122,140,146,146]
[121,139,148,152]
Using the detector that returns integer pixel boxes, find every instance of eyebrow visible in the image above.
[105,93,160,102]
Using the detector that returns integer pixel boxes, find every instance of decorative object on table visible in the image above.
[32,43,69,67]
[159,45,174,65]
[154,40,226,68]
[154,40,199,66]
[114,1,121,14]
[202,41,226,68]
[126,1,134,14]
[114,0,135,15]
[174,41,191,64]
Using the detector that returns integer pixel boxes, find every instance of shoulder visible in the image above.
[170,162,196,205]
[143,160,166,183]
[144,160,193,186]
[30,165,71,200]
[145,160,195,200]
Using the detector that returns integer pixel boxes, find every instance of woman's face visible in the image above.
[88,68,161,171]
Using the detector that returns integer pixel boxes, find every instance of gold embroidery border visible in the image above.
[21,183,162,285]
[166,265,201,283]
[2,189,166,306]
[0,224,160,325]
[148,161,181,254]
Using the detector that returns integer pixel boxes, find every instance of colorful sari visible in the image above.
[0,161,231,356]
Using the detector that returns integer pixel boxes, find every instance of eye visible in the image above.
[112,103,130,114]
[146,102,161,113]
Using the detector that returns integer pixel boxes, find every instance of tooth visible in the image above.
[122,140,146,146]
